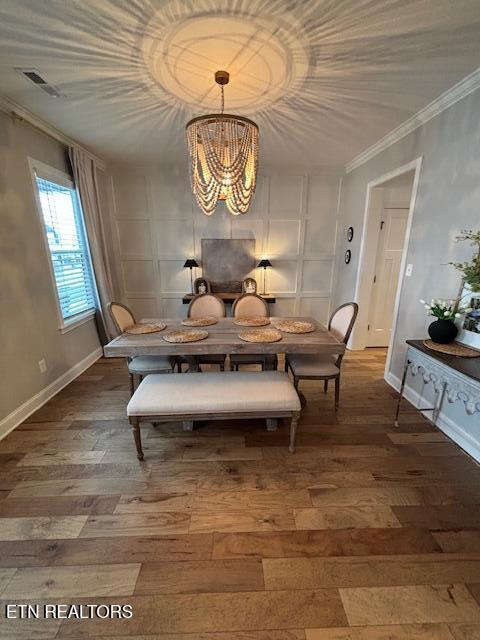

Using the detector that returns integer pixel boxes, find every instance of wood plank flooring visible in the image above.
[0,349,479,638]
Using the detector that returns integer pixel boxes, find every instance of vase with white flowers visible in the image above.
[420,299,472,344]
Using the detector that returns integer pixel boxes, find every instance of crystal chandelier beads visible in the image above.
[186,71,259,216]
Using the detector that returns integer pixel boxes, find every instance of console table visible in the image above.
[182,293,276,304]
[394,340,480,427]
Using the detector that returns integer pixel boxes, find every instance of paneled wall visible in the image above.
[108,167,341,323]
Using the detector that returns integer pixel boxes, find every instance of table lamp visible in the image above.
[183,258,199,294]
[257,258,272,295]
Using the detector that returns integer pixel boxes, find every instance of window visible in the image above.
[31,161,97,328]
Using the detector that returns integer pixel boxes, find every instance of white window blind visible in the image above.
[35,176,96,321]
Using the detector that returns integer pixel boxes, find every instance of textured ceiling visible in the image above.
[1,0,480,168]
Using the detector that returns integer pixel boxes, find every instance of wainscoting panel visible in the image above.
[121,260,156,295]
[125,297,158,318]
[116,220,153,259]
[109,169,341,322]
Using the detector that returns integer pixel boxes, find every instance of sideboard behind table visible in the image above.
[394,339,480,428]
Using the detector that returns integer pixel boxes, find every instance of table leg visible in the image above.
[264,355,277,371]
[184,356,200,373]
[394,357,410,428]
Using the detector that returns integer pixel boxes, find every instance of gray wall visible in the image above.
[333,88,480,380]
[0,110,100,426]
[107,167,341,323]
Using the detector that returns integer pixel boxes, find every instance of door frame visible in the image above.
[350,157,423,377]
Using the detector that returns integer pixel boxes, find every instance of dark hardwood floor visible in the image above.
[0,349,479,639]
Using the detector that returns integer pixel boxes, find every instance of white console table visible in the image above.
[394,340,480,427]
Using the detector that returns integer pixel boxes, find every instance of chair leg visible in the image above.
[130,418,144,461]
[334,376,340,412]
[129,373,135,396]
[289,411,300,453]
[284,357,289,372]
[293,376,299,390]
[220,363,225,371]
[324,379,328,393]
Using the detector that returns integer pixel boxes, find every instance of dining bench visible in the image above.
[127,371,301,460]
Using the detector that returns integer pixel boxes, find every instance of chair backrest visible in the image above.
[188,294,226,318]
[232,293,269,318]
[108,302,135,333]
[329,302,359,345]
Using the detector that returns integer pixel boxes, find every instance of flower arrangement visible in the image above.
[451,229,480,291]
[420,299,472,321]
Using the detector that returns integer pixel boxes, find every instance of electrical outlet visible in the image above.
[405,263,413,277]
[38,359,47,374]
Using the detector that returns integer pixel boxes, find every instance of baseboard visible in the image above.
[0,347,103,441]
[385,371,480,463]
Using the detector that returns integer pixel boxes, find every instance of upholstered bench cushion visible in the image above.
[287,354,339,377]
[128,356,173,374]
[127,371,300,416]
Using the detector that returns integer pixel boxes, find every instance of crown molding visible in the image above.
[346,66,480,174]
[0,94,107,170]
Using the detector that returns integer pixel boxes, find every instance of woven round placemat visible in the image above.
[423,340,480,357]
[238,328,282,343]
[274,319,315,334]
[163,329,208,343]
[125,322,166,334]
[181,316,218,327]
[234,316,271,327]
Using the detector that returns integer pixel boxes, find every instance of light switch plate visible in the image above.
[405,263,413,277]
[38,359,47,374]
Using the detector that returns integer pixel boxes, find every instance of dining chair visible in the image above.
[285,302,358,410]
[230,293,278,371]
[108,302,174,395]
[177,294,227,371]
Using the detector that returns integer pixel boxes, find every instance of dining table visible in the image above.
[103,316,345,372]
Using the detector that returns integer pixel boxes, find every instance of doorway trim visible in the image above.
[350,157,423,377]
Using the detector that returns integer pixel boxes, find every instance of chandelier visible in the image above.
[186,70,259,216]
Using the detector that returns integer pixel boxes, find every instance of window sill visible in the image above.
[60,310,96,334]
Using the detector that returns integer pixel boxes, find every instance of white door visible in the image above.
[367,208,409,347]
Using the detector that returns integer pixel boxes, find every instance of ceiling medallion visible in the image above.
[186,70,259,216]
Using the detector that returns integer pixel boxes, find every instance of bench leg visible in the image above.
[266,418,278,432]
[183,420,194,432]
[130,418,144,461]
[289,411,300,454]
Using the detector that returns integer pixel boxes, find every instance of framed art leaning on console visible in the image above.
[457,284,480,350]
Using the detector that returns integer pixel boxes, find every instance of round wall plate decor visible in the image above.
[347,226,354,242]
[344,249,351,264]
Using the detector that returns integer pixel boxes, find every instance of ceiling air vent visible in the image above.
[15,68,65,98]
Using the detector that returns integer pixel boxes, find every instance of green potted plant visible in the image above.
[420,299,472,344]
[451,229,480,292]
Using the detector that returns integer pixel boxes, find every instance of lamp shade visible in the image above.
[257,258,272,268]
[184,258,199,268]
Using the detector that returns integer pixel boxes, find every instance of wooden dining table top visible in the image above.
[103,317,345,357]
